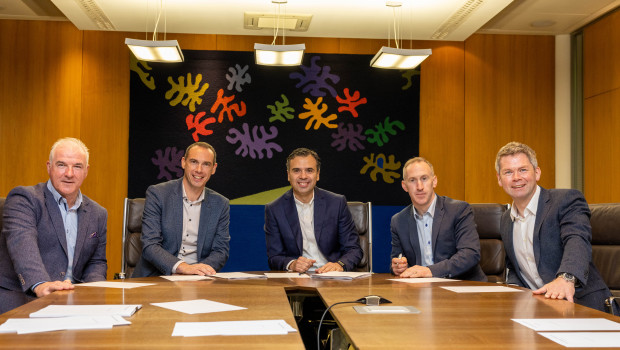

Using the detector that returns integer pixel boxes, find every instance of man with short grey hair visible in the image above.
[0,137,107,313]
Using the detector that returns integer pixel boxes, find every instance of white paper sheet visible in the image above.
[263,273,310,279]
[172,320,297,337]
[159,275,213,281]
[29,304,142,318]
[512,318,620,331]
[76,281,156,289]
[212,272,267,279]
[441,286,523,293]
[538,332,620,347]
[388,277,460,283]
[0,315,130,334]
[310,271,371,280]
[151,299,246,314]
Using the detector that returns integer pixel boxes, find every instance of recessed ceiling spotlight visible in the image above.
[530,20,556,28]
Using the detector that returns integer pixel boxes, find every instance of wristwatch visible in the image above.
[337,260,347,271]
[556,272,576,284]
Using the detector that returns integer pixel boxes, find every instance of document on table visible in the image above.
[151,299,246,314]
[0,315,130,334]
[172,320,297,337]
[310,271,371,280]
[512,318,620,331]
[538,332,620,347]
[213,272,267,279]
[441,285,523,293]
[76,281,156,289]
[159,275,213,281]
[263,272,310,279]
[30,304,142,318]
[388,278,460,283]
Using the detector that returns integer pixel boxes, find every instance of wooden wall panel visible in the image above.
[463,34,555,204]
[583,8,620,203]
[0,20,83,196]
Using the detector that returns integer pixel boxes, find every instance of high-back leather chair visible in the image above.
[0,197,5,232]
[347,201,372,272]
[120,198,146,279]
[471,203,508,283]
[589,203,620,315]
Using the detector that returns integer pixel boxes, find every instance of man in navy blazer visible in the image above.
[496,142,615,312]
[265,148,362,273]
[0,138,107,313]
[391,157,486,281]
[133,142,230,277]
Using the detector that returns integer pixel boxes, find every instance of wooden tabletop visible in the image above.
[1,274,619,349]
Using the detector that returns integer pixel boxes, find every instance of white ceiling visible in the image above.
[0,0,619,41]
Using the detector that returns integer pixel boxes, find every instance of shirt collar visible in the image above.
[510,185,541,221]
[413,194,437,219]
[47,179,82,210]
[294,191,315,207]
[182,183,205,203]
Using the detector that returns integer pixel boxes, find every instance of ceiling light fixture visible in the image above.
[254,0,305,66]
[370,1,431,70]
[125,0,183,63]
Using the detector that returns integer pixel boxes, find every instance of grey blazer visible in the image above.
[0,183,107,313]
[500,187,612,311]
[390,195,487,281]
[133,178,230,277]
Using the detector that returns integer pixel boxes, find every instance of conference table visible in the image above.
[1,273,619,349]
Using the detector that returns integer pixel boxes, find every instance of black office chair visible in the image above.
[589,203,620,315]
[117,198,146,279]
[347,201,372,272]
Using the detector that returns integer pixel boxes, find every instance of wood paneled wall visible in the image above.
[584,8,620,203]
[0,20,556,279]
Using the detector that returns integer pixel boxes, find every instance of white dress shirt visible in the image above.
[510,185,544,289]
[286,192,328,271]
[172,185,205,273]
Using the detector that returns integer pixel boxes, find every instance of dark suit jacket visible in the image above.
[500,187,612,311]
[133,178,230,277]
[264,187,362,271]
[390,195,486,281]
[0,183,107,313]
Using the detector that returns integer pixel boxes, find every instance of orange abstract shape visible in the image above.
[186,111,216,141]
[298,97,338,130]
[336,88,367,118]
[211,88,247,123]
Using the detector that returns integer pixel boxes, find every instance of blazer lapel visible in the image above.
[197,190,211,258]
[533,187,551,267]
[283,190,303,254]
[313,189,326,245]
[431,196,444,255]
[407,208,423,265]
[73,199,90,269]
[173,180,184,254]
[44,187,68,257]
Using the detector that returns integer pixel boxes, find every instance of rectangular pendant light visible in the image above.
[254,43,305,66]
[125,38,184,63]
[370,46,431,69]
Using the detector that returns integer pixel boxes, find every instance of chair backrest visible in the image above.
[0,197,5,233]
[471,203,508,283]
[589,203,620,298]
[347,201,372,272]
[122,198,146,278]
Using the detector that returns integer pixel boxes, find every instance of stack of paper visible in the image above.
[159,275,212,281]
[76,281,155,289]
[264,272,310,279]
[30,304,142,318]
[213,272,267,280]
[310,271,371,280]
[151,299,246,314]
[172,320,297,336]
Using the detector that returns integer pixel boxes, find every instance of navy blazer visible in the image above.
[264,187,362,271]
[133,178,230,277]
[500,187,612,311]
[390,195,486,281]
[0,183,107,313]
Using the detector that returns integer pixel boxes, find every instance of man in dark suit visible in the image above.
[265,148,362,273]
[391,157,486,281]
[133,142,230,277]
[496,141,615,312]
[0,138,107,313]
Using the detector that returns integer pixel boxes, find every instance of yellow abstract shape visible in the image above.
[129,54,155,90]
[165,73,209,112]
[401,69,420,90]
[230,186,291,205]
[298,97,338,130]
[360,153,401,184]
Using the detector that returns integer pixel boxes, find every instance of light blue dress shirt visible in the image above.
[413,195,437,267]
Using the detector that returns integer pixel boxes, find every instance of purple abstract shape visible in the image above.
[330,122,366,151]
[151,146,184,180]
[226,123,283,159]
[289,56,340,98]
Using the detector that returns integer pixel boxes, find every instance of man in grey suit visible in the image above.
[0,138,107,313]
[391,157,486,281]
[133,142,230,277]
[496,141,615,312]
